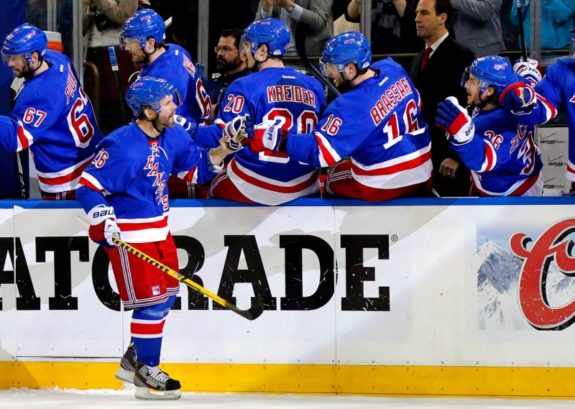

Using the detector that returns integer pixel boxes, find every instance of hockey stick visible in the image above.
[294,23,341,97]
[107,46,128,124]
[111,236,264,320]
[515,0,528,61]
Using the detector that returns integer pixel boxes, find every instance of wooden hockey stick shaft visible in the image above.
[111,236,263,320]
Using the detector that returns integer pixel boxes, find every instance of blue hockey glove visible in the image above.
[499,82,537,115]
[435,96,474,143]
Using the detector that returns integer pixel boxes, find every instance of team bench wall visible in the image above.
[1,197,575,397]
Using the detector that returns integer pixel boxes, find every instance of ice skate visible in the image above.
[134,363,181,400]
[115,342,137,384]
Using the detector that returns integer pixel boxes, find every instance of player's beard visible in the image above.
[130,50,147,69]
[13,64,32,79]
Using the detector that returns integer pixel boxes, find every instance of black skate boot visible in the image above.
[134,362,181,400]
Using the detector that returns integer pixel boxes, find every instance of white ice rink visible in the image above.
[1,389,575,409]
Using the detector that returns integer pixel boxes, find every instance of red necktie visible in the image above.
[420,47,432,71]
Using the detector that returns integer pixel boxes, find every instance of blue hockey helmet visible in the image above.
[463,55,521,95]
[126,76,181,118]
[1,23,47,65]
[320,31,372,74]
[121,8,165,49]
[242,18,290,56]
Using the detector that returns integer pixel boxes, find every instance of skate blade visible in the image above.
[115,368,135,384]
[135,386,181,400]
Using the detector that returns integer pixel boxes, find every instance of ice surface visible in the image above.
[1,389,575,409]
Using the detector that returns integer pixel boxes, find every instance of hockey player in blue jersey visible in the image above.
[121,8,212,129]
[250,31,432,201]
[435,55,544,196]
[121,8,217,198]
[76,76,245,400]
[209,18,326,205]
[0,23,103,199]
[500,37,574,190]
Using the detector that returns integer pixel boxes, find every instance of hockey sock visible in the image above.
[131,303,167,367]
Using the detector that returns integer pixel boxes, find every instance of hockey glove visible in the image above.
[249,118,284,153]
[223,114,249,151]
[87,205,121,247]
[435,96,474,143]
[513,58,543,86]
[499,82,537,115]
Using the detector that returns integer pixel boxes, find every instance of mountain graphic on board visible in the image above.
[475,239,575,330]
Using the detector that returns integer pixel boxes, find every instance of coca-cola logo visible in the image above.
[510,219,575,330]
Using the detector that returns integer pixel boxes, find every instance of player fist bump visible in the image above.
[435,96,474,143]
[249,118,284,153]
[223,115,251,151]
[499,82,536,115]
[87,204,121,247]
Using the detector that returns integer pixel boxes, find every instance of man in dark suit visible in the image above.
[409,0,475,196]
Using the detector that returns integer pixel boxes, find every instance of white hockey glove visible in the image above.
[174,114,198,137]
[87,205,121,247]
[223,114,250,151]
[499,82,537,115]
[435,96,474,143]
[513,58,542,86]
[249,118,284,153]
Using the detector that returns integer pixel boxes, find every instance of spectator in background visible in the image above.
[510,0,574,51]
[255,0,334,57]
[409,0,474,196]
[345,0,422,54]
[83,0,139,49]
[499,0,519,50]
[0,23,103,199]
[204,29,250,117]
[83,0,140,133]
[450,0,505,56]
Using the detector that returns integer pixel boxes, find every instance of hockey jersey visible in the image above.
[77,121,218,243]
[0,50,103,193]
[140,44,211,124]
[287,58,432,191]
[450,107,542,196]
[534,59,575,181]
[217,66,326,205]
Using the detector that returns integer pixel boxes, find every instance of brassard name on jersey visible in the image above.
[370,77,414,126]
